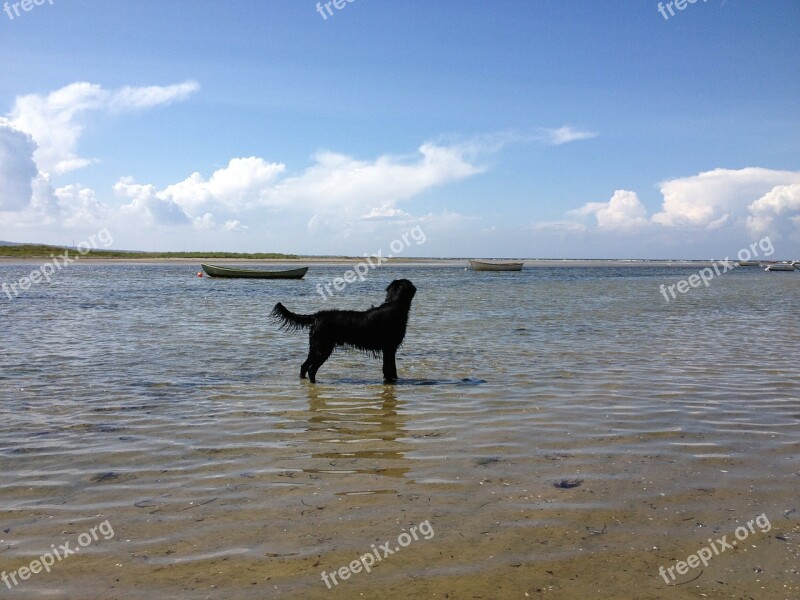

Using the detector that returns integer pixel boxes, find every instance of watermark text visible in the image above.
[321,519,434,588]
[3,0,54,22]
[660,236,773,302]
[2,227,113,301]
[317,225,426,301]
[2,520,115,590]
[659,512,770,584]
[657,0,707,21]
[316,0,361,21]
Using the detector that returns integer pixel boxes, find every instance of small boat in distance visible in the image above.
[469,259,524,272]
[737,260,761,267]
[201,264,309,279]
[764,262,797,272]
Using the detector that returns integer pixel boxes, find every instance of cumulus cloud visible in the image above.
[93,139,484,238]
[652,167,800,229]
[193,213,216,230]
[569,190,649,231]
[53,183,108,228]
[126,142,483,233]
[0,120,38,211]
[747,183,800,239]
[114,176,190,226]
[538,168,800,244]
[224,219,247,232]
[7,80,199,175]
[1,80,599,252]
[164,157,285,213]
[261,143,481,217]
[0,80,198,237]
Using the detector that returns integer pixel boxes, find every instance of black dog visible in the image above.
[270,279,416,383]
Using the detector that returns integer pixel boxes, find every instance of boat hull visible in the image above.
[201,264,309,279]
[765,263,796,272]
[469,260,524,272]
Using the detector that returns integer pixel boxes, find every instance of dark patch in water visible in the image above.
[63,423,122,433]
[7,447,45,454]
[78,301,119,310]
[93,424,122,433]
[475,457,503,466]
[324,377,486,386]
[554,479,583,489]
[91,471,133,483]
[92,404,158,413]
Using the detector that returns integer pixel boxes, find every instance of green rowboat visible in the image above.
[201,264,309,279]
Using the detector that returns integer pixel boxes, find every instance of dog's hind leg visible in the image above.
[382,348,398,383]
[307,341,334,384]
[300,339,314,379]
[301,329,320,379]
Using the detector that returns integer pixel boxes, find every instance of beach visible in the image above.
[1,263,798,599]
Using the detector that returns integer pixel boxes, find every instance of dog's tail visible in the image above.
[270,302,315,332]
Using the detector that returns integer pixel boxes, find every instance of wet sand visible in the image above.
[1,264,798,599]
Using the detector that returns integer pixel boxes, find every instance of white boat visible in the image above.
[469,259,524,271]
[765,262,797,272]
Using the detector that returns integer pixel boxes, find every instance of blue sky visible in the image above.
[1,0,798,258]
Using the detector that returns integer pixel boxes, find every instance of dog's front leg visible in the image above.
[382,348,398,383]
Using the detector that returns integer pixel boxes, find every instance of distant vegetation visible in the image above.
[0,244,299,260]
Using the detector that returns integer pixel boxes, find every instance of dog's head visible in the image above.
[385,279,416,304]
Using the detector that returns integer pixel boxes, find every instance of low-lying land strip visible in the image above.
[0,244,298,260]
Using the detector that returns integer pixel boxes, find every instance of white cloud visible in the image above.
[53,183,108,228]
[539,168,800,243]
[7,80,199,175]
[569,190,649,230]
[1,81,602,253]
[747,183,800,239]
[530,220,588,233]
[108,82,199,112]
[94,139,485,241]
[538,126,598,145]
[193,213,216,230]
[164,157,285,213]
[1,78,196,235]
[261,143,482,217]
[114,176,190,226]
[137,142,484,233]
[224,219,247,232]
[360,204,412,220]
[306,214,325,233]
[0,119,38,211]
[652,167,800,228]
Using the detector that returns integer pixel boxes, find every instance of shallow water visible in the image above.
[1,263,799,599]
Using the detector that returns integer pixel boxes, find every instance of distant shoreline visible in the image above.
[1,244,789,267]
[0,256,754,268]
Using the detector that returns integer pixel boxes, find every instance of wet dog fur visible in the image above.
[270,279,417,383]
